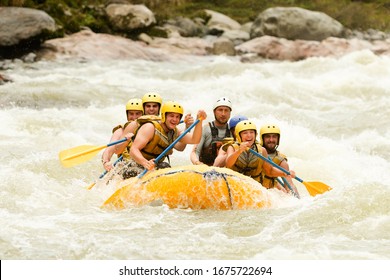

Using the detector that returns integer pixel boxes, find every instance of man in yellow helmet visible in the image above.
[190,97,232,166]
[124,101,206,177]
[142,92,163,116]
[102,92,165,172]
[101,98,143,171]
[260,124,300,197]
[115,93,194,157]
[225,120,295,186]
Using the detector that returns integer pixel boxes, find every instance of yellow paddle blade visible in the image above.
[59,144,106,168]
[303,181,332,197]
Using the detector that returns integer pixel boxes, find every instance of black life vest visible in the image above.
[199,122,231,165]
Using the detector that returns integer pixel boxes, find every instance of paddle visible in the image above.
[137,118,201,179]
[86,155,123,190]
[248,148,332,196]
[276,177,300,199]
[85,120,188,188]
[102,118,202,208]
[59,137,128,168]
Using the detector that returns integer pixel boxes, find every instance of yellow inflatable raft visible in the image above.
[102,165,274,210]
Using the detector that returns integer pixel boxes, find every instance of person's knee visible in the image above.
[156,162,171,169]
[122,168,139,179]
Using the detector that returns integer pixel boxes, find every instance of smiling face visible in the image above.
[239,130,256,145]
[164,112,181,130]
[143,102,160,115]
[262,133,279,152]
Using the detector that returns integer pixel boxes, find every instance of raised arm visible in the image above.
[174,113,194,151]
[179,110,207,145]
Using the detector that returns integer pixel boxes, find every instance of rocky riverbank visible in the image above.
[1,3,390,70]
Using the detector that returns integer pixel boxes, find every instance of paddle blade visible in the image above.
[59,144,105,168]
[303,181,332,197]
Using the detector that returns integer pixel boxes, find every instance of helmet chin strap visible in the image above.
[266,145,278,154]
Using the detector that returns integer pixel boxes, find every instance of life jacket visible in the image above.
[262,151,287,189]
[112,121,133,158]
[121,116,161,160]
[220,137,235,152]
[112,118,138,134]
[123,121,133,130]
[199,122,231,166]
[112,124,123,134]
[124,120,178,163]
[228,142,264,183]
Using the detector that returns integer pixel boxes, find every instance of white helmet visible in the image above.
[213,97,232,111]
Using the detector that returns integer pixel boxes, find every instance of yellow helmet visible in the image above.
[260,124,280,146]
[142,92,162,105]
[125,98,143,113]
[235,120,257,143]
[161,101,184,123]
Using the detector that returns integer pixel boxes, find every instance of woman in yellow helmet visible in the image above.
[213,115,248,167]
[101,98,143,171]
[225,120,295,185]
[126,101,207,176]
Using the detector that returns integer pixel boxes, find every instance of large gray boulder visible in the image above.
[205,9,241,34]
[236,35,390,61]
[0,7,56,47]
[163,17,208,38]
[37,29,172,61]
[250,7,345,41]
[105,4,156,32]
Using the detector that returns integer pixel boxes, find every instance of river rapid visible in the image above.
[0,51,389,261]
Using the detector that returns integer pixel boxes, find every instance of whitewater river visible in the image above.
[0,51,389,263]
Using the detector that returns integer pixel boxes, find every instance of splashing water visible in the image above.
[1,51,389,259]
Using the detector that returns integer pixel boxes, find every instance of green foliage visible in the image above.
[151,0,390,30]
[0,0,389,33]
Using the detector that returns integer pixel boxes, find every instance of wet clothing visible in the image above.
[134,120,178,161]
[122,159,171,179]
[226,142,264,183]
[112,124,123,134]
[121,120,177,178]
[195,121,231,166]
[261,151,287,189]
[111,120,135,134]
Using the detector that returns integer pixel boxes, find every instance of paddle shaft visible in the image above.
[138,118,201,178]
[90,120,184,188]
[249,148,331,197]
[99,155,123,179]
[269,155,299,198]
[248,148,305,183]
[87,155,124,190]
